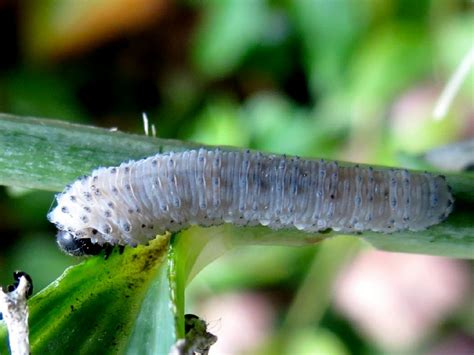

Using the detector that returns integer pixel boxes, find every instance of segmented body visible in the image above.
[48,148,454,248]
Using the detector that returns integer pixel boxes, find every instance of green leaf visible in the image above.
[1,237,175,354]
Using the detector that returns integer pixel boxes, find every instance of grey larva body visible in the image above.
[48,148,454,249]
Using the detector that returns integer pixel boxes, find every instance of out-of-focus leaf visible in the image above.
[3,69,85,121]
[284,328,350,355]
[349,24,430,113]
[284,237,361,327]
[435,14,474,97]
[242,93,347,157]
[192,0,267,78]
[289,0,367,96]
[188,97,250,147]
[0,236,175,354]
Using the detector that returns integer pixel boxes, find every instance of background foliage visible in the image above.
[0,0,472,354]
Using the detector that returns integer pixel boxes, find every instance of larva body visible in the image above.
[48,149,454,255]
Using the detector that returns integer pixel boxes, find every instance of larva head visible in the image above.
[48,172,120,256]
[56,230,104,256]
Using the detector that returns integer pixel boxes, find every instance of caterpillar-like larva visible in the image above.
[48,148,454,256]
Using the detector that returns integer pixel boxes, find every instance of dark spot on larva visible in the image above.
[403,216,410,222]
[141,224,146,228]
[390,219,395,224]
[319,228,332,234]
[161,205,168,212]
[136,208,141,213]
[80,215,88,223]
[125,184,131,191]
[198,155,204,163]
[112,187,118,194]
[368,166,373,172]
[355,196,362,206]
[122,222,131,232]
[406,198,410,204]
[330,194,335,199]
[92,229,98,235]
[110,167,117,174]
[103,225,112,234]
[107,202,114,209]
[105,210,112,218]
[447,199,453,207]
[83,206,91,213]
[61,206,69,213]
[69,195,76,202]
[170,220,175,223]
[94,189,101,196]
[125,167,130,173]
[391,197,397,207]
[368,195,374,202]
[128,208,134,214]
[404,178,410,185]
[83,192,92,201]
[152,159,157,166]
[92,176,98,182]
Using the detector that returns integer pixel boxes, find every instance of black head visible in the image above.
[56,230,105,256]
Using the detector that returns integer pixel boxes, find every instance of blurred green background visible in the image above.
[0,0,472,354]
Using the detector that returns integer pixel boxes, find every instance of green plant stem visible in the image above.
[0,113,472,258]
